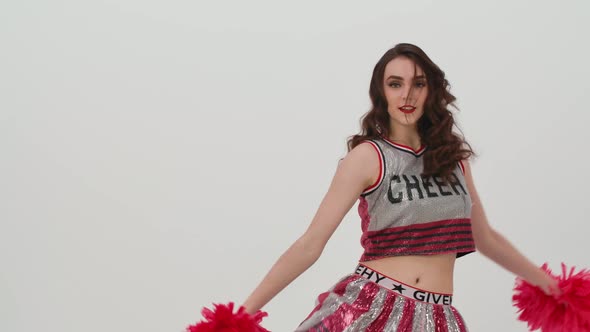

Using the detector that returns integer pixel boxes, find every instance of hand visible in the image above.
[534,272,561,297]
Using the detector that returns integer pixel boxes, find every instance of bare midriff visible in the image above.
[360,252,456,294]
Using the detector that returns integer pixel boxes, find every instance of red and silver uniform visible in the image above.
[358,137,475,261]
[296,137,474,332]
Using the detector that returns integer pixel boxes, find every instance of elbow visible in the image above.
[295,234,324,262]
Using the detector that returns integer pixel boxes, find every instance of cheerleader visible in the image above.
[189,43,588,332]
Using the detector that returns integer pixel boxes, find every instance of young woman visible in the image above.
[240,43,559,331]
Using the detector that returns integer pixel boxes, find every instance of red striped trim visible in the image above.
[356,263,453,295]
[367,237,475,253]
[365,293,397,331]
[364,218,471,236]
[363,240,475,257]
[333,275,357,296]
[382,136,426,154]
[433,305,449,332]
[301,275,357,323]
[368,225,473,243]
[397,298,416,331]
[319,281,380,330]
[458,160,465,175]
[369,229,473,245]
[360,219,475,260]
[361,141,384,195]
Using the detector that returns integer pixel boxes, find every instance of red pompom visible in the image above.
[186,302,270,332]
[513,263,590,332]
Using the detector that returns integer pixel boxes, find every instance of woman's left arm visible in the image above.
[462,160,559,295]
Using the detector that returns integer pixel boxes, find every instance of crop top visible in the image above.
[357,137,475,262]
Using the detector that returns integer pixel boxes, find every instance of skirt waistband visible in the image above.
[354,263,453,305]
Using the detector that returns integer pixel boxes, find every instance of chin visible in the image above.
[396,114,423,123]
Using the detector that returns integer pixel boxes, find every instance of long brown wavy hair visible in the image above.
[347,43,476,183]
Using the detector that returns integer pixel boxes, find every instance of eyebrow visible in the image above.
[386,75,427,80]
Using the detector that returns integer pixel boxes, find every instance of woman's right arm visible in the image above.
[241,142,381,314]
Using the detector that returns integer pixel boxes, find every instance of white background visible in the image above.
[2,1,589,331]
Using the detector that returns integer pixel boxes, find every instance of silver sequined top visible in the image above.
[357,137,475,261]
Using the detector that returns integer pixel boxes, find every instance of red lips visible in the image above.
[398,104,416,114]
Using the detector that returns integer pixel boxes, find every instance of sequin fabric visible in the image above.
[358,138,475,261]
[295,274,468,332]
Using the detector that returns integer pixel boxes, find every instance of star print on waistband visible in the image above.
[392,283,406,294]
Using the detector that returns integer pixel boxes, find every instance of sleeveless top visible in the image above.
[357,137,475,262]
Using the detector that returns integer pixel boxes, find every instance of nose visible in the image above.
[400,86,414,102]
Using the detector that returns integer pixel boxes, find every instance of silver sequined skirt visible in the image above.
[295,273,468,332]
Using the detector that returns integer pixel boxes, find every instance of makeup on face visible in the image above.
[398,104,416,114]
[382,57,429,130]
[386,76,426,116]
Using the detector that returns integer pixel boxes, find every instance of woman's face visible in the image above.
[382,56,428,128]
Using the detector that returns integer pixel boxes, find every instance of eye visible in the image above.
[388,82,401,88]
[415,81,426,88]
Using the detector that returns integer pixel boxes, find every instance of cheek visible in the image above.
[420,90,428,102]
[385,91,400,102]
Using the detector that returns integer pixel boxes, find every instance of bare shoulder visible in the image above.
[460,158,475,180]
[299,141,381,251]
[345,141,380,162]
[338,141,381,188]
[461,158,472,173]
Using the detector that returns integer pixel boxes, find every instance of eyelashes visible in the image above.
[387,81,427,88]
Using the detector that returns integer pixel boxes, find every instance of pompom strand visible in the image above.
[186,302,270,332]
[513,263,590,332]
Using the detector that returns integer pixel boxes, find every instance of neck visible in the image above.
[388,125,422,150]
